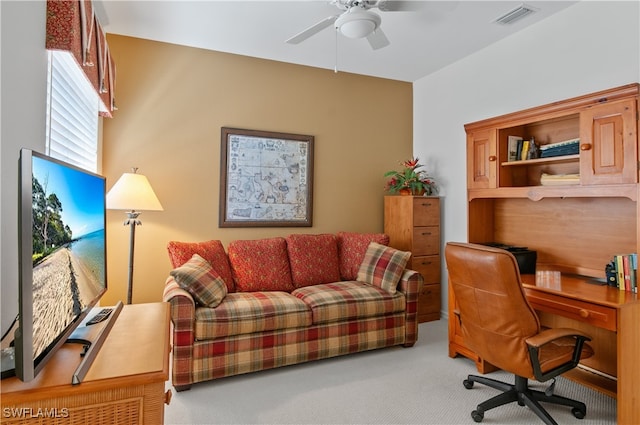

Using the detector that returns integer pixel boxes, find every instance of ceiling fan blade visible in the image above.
[285,15,338,44]
[367,27,390,50]
[375,0,425,12]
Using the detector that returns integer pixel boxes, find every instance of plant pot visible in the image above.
[399,188,412,196]
[412,188,426,196]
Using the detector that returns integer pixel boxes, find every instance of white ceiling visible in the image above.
[94,1,577,82]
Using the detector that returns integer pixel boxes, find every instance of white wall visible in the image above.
[0,1,48,335]
[414,1,640,319]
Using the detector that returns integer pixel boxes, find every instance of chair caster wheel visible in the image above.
[463,379,474,389]
[471,410,484,422]
[572,407,586,419]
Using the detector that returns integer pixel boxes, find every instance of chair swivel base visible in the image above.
[463,374,586,425]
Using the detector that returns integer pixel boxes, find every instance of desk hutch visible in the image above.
[449,84,639,424]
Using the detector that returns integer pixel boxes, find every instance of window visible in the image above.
[45,50,100,173]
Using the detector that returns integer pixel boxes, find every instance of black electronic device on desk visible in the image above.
[481,243,537,274]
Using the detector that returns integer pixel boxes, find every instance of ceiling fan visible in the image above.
[285,0,421,50]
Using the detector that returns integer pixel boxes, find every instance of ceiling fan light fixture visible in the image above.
[335,8,381,39]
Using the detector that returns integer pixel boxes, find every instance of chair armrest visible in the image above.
[525,328,592,382]
[397,269,424,347]
[525,328,591,348]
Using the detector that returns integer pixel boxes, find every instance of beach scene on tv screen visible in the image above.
[31,156,105,360]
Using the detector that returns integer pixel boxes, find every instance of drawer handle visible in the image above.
[421,232,432,236]
[578,309,590,319]
[580,143,592,151]
[165,389,172,405]
[421,261,432,266]
[421,203,432,207]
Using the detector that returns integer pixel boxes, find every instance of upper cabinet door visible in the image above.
[580,99,638,185]
[467,129,497,189]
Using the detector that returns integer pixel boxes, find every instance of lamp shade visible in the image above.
[107,171,163,211]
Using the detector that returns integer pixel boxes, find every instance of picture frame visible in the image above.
[219,127,314,227]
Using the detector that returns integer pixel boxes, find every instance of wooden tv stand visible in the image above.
[1,302,171,424]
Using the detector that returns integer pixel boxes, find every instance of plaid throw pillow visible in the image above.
[356,242,410,294]
[170,254,227,307]
[167,240,235,292]
[336,232,390,281]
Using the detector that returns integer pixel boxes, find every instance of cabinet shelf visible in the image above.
[501,154,579,167]
[468,182,637,202]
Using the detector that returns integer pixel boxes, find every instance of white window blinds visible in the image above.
[45,50,99,173]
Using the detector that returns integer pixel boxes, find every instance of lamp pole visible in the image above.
[107,167,163,305]
[124,211,142,304]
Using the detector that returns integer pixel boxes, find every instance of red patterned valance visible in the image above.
[46,0,116,117]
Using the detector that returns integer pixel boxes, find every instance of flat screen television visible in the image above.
[13,148,108,382]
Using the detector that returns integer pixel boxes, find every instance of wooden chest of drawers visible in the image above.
[384,196,441,322]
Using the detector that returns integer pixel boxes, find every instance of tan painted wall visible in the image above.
[102,35,413,305]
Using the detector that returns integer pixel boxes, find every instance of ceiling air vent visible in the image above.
[493,3,538,25]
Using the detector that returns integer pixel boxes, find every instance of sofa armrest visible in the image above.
[397,269,424,347]
[162,276,196,390]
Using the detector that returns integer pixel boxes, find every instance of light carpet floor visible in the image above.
[164,319,616,425]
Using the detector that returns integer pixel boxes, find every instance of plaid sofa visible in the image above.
[162,233,424,391]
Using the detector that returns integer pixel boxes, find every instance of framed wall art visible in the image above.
[219,127,314,227]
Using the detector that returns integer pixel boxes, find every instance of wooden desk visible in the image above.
[1,302,171,425]
[520,272,639,424]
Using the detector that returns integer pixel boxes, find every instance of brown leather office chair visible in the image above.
[445,242,594,425]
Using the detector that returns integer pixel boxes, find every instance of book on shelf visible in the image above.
[615,255,624,290]
[629,254,638,292]
[507,136,522,162]
[520,140,530,161]
[539,137,581,150]
[540,173,580,186]
[607,253,638,293]
[633,254,638,292]
[539,138,580,158]
[507,137,539,162]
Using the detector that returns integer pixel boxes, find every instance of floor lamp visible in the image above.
[106,168,163,304]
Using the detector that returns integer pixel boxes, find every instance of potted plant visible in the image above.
[384,158,437,196]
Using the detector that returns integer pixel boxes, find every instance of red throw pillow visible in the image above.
[336,232,390,280]
[167,240,235,292]
[228,237,294,292]
[286,234,341,288]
